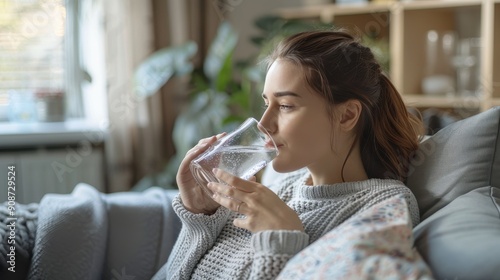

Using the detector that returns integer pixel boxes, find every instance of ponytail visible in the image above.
[361,75,424,181]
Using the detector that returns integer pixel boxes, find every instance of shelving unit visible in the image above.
[493,1,500,104]
[276,0,499,114]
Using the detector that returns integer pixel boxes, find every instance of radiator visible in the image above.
[0,147,105,204]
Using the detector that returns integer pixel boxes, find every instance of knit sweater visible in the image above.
[162,169,420,280]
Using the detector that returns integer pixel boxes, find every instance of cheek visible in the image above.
[279,121,332,160]
[272,130,331,173]
[287,119,332,150]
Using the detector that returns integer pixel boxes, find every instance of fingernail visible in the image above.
[207,182,213,188]
[212,168,219,174]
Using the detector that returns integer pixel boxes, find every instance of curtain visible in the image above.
[152,0,221,176]
[94,0,221,192]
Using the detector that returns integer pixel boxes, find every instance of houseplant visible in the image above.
[132,21,242,190]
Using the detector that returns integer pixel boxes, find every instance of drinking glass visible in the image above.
[190,118,278,197]
[422,30,457,96]
[453,38,481,97]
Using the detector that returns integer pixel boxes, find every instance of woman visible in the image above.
[156,30,424,279]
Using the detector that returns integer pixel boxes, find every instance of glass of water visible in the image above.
[190,118,278,197]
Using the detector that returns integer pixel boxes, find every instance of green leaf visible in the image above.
[223,115,246,126]
[203,21,238,82]
[250,36,266,46]
[215,51,233,92]
[172,90,229,157]
[228,90,250,110]
[254,15,285,32]
[191,71,210,95]
[134,41,197,98]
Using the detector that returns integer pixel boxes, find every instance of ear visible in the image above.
[339,100,362,132]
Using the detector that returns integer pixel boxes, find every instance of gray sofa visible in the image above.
[408,106,500,279]
[1,107,499,279]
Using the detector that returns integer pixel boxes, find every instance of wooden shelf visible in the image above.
[277,0,500,114]
[402,94,482,109]
[493,3,500,101]
[277,5,330,20]
[278,0,482,20]
[401,0,482,10]
[277,2,391,20]
[275,0,496,114]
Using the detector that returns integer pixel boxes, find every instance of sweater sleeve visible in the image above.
[164,195,231,280]
[249,230,309,280]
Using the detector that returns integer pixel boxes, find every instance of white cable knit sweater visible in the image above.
[160,170,420,280]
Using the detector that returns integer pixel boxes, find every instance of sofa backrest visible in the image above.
[407,107,500,279]
[406,106,500,219]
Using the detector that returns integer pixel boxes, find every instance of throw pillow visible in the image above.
[406,107,500,219]
[277,196,433,280]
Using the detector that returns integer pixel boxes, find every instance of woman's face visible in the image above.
[260,59,338,173]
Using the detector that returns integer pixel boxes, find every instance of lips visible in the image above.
[265,141,277,149]
[266,141,283,149]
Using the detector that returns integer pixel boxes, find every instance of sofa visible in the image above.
[1,107,499,279]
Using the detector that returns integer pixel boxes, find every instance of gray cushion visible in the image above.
[407,107,500,219]
[413,186,500,279]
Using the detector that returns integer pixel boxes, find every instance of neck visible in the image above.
[307,140,368,186]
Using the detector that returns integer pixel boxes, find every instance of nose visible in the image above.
[259,108,276,135]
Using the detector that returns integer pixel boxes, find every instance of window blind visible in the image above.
[0,0,67,118]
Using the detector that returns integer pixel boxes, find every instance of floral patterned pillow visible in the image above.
[277,196,434,280]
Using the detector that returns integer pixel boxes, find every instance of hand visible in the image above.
[207,168,304,233]
[176,133,226,214]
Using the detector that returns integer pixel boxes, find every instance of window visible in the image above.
[0,0,82,122]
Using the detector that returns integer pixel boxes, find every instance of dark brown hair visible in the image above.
[265,30,424,181]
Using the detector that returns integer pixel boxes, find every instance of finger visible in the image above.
[200,132,226,143]
[207,181,245,201]
[183,143,210,163]
[191,132,227,153]
[233,215,250,229]
[195,135,218,148]
[179,136,218,172]
[211,191,243,212]
[187,135,221,156]
[248,176,257,182]
[215,132,227,139]
[213,168,254,192]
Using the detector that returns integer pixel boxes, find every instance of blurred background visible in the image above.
[1,0,499,203]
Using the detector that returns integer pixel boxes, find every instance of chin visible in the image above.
[272,159,302,173]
